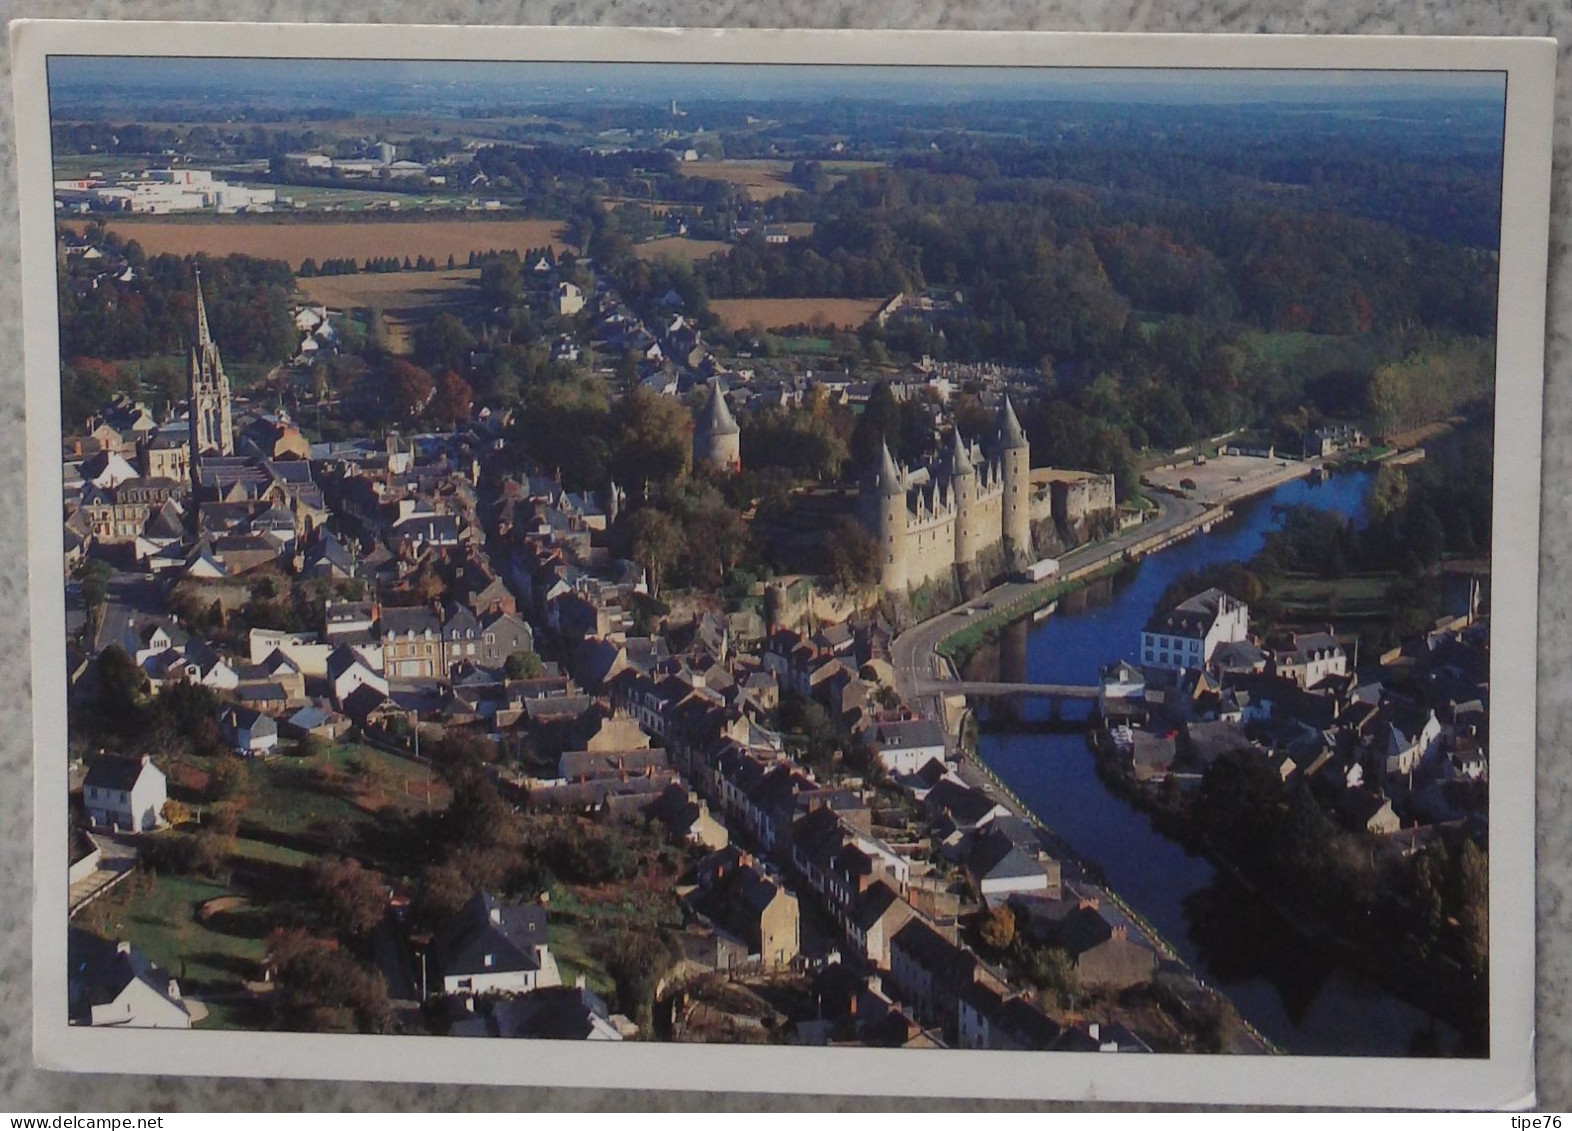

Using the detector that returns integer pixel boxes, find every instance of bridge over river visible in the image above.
[913,678,1100,703]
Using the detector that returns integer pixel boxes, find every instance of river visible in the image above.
[973,471,1458,1057]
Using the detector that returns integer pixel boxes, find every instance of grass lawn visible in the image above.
[244,741,445,839]
[93,873,269,1025]
[1273,572,1395,621]
[546,920,617,999]
[772,336,834,354]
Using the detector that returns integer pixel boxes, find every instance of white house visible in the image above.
[435,892,562,996]
[1141,588,1249,674]
[1273,632,1349,688]
[69,935,192,1029]
[555,281,585,317]
[866,718,948,777]
[1099,660,1146,715]
[328,644,389,708]
[83,753,166,833]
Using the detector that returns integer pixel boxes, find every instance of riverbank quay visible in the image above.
[1087,716,1486,1048]
[948,713,1281,1056]
[891,490,1215,710]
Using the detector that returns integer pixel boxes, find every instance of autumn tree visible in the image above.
[431,370,474,426]
[978,905,1016,954]
[387,359,435,420]
[273,943,392,1034]
[307,856,389,939]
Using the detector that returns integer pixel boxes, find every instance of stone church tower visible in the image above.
[187,269,233,467]
[693,379,741,473]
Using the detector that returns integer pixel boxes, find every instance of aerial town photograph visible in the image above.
[53,56,1499,1060]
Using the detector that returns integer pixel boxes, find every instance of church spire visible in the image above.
[188,267,234,462]
[194,266,212,350]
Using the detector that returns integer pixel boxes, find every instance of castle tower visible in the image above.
[875,440,908,594]
[949,427,978,568]
[693,380,741,473]
[999,396,1032,566]
[187,269,234,467]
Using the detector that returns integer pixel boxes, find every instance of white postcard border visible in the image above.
[13,19,1555,1108]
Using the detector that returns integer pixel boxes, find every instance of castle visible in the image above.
[187,269,233,467]
[861,398,1033,595]
[693,380,741,473]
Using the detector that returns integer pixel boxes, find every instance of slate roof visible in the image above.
[1145,587,1239,637]
[83,754,152,793]
[871,718,948,752]
[436,892,548,981]
[67,930,188,1024]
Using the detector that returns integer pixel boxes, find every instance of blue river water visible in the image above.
[975,471,1456,1056]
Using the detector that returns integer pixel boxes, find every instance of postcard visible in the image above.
[12,20,1554,1108]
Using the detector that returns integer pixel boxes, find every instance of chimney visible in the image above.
[1088,1022,1100,1041]
[167,980,181,1001]
[488,906,502,925]
[116,940,132,957]
[575,974,587,990]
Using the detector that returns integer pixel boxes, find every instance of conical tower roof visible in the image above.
[698,380,740,437]
[949,427,974,476]
[999,395,1027,450]
[877,440,905,497]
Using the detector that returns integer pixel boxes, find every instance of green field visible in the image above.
[1273,571,1395,622]
[546,920,617,999]
[241,741,444,857]
[101,873,269,1028]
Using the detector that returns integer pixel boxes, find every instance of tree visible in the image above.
[1456,839,1489,981]
[823,515,880,592]
[387,359,435,419]
[79,558,111,616]
[444,774,517,851]
[597,927,673,1034]
[93,646,147,734]
[273,943,392,1034]
[628,508,683,597]
[504,650,544,679]
[307,856,389,939]
[205,756,251,804]
[612,388,692,489]
[410,862,472,934]
[431,370,474,426]
[978,905,1016,954]
[851,380,903,467]
[413,313,476,374]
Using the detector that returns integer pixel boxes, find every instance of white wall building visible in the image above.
[83,754,166,833]
[1141,588,1249,674]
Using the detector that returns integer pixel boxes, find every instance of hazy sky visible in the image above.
[48,56,1506,110]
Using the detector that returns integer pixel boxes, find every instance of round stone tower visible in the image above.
[875,440,909,594]
[693,380,742,472]
[949,427,978,569]
[999,396,1032,566]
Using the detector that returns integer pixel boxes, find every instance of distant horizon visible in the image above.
[48,57,1506,113]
